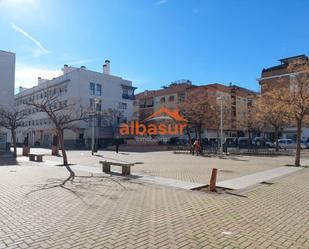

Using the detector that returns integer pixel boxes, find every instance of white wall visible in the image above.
[0,50,15,149]
[15,65,135,146]
[0,50,15,107]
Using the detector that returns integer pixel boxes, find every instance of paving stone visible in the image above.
[0,156,308,248]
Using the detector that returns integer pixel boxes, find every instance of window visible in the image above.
[89,83,95,95]
[97,116,102,127]
[178,93,185,102]
[96,101,102,111]
[90,99,101,111]
[122,88,134,100]
[96,84,102,96]
[160,97,166,103]
[168,96,175,102]
[118,102,127,110]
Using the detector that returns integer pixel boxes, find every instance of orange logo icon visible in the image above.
[120,107,188,136]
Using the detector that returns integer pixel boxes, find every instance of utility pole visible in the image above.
[91,98,99,155]
[220,97,223,155]
[217,96,224,156]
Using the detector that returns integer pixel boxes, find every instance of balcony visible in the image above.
[122,94,135,100]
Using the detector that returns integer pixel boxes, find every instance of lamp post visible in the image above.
[217,96,224,156]
[91,98,100,155]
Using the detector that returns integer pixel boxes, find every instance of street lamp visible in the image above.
[91,98,100,155]
[217,96,224,156]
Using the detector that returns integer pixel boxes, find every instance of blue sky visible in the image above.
[1,0,309,92]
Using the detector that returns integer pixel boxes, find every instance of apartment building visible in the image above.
[15,61,136,148]
[133,80,191,121]
[258,55,309,140]
[0,50,15,151]
[259,55,309,93]
[134,81,257,139]
[186,83,257,138]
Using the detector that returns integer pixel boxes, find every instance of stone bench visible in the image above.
[29,153,44,162]
[99,160,135,176]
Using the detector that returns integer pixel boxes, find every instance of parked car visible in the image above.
[252,137,275,148]
[301,140,309,149]
[236,137,252,148]
[224,137,237,147]
[168,137,188,146]
[277,139,307,149]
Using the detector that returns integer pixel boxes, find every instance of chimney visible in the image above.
[103,60,110,74]
[63,64,69,74]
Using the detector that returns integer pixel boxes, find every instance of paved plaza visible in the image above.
[0,149,308,248]
[15,148,303,183]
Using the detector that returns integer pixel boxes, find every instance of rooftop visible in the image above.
[262,54,309,73]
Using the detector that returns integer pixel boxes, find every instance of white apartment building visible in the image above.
[0,50,15,151]
[15,60,136,148]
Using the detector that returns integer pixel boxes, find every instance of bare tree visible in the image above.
[28,95,90,182]
[0,106,26,157]
[272,59,309,166]
[236,102,263,139]
[100,108,124,135]
[256,93,290,151]
[206,100,231,142]
[180,91,212,140]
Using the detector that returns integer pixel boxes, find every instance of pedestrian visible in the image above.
[191,139,196,155]
[193,139,201,156]
[115,138,120,153]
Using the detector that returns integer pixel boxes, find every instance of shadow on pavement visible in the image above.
[0,157,19,166]
[228,156,249,162]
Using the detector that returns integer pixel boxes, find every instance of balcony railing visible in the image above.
[122,94,135,100]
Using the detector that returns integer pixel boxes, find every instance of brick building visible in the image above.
[134,81,258,139]
[259,55,309,93]
[258,55,309,140]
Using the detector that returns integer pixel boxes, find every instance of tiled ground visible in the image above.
[0,158,308,249]
[17,148,300,183]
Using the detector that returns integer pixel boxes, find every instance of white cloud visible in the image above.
[15,65,62,89]
[154,0,167,6]
[11,22,49,57]
[66,58,100,66]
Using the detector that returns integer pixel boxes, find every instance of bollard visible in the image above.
[52,146,59,156]
[209,168,218,192]
[22,145,30,156]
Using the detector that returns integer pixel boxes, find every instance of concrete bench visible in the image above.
[99,160,135,176]
[29,154,44,162]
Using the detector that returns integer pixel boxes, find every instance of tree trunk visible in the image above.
[194,127,198,139]
[58,129,75,183]
[216,129,220,150]
[295,118,302,167]
[274,127,279,152]
[186,126,191,146]
[11,129,17,158]
[198,122,202,139]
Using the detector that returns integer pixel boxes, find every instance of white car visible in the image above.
[277,139,306,149]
